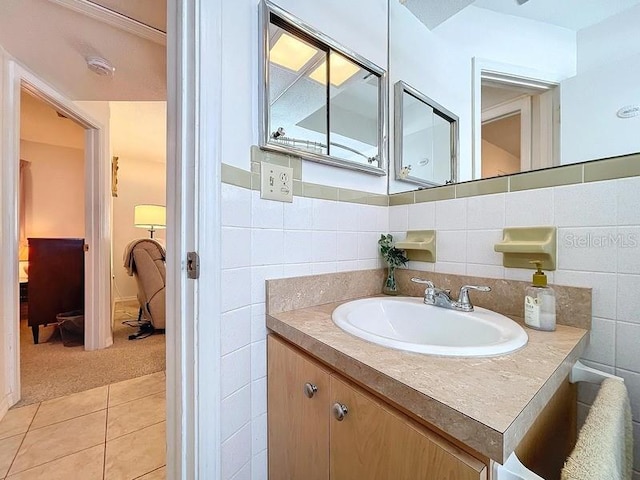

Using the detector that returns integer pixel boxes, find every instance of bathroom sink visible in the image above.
[331,297,528,357]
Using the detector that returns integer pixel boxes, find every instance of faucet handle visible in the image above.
[410,277,434,288]
[457,285,491,310]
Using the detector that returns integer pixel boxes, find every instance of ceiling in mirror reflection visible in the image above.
[389,0,640,194]
[402,0,640,31]
[262,4,385,172]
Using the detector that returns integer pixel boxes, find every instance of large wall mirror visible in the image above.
[394,81,458,187]
[389,0,640,193]
[260,1,387,175]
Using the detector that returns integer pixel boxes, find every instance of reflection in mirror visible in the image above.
[390,0,640,192]
[269,22,327,156]
[394,81,457,187]
[261,1,386,174]
[480,77,558,178]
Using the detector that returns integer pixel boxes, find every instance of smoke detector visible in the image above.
[86,56,115,77]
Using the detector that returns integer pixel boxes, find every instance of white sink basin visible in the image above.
[331,297,528,357]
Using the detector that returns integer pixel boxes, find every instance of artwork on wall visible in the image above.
[111,156,119,197]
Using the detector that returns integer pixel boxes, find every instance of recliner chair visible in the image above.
[123,238,166,338]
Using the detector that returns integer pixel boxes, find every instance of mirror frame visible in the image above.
[394,80,459,187]
[259,0,387,176]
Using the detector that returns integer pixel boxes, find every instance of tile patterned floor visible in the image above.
[0,372,166,480]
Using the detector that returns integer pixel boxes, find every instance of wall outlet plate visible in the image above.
[260,162,293,203]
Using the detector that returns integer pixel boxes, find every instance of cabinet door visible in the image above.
[268,335,330,480]
[330,375,487,480]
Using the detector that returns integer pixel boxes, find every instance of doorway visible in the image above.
[472,59,561,180]
[17,92,168,407]
[1,80,169,479]
[480,80,558,179]
[1,73,114,411]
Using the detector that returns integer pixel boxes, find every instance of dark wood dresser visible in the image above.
[27,238,85,344]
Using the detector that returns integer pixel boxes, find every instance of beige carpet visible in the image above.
[16,300,165,407]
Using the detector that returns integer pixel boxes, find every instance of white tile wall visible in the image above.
[389,177,640,478]
[222,228,252,269]
[222,183,252,228]
[581,317,615,365]
[435,198,467,230]
[617,176,640,225]
[221,346,251,398]
[617,274,640,324]
[466,193,504,230]
[618,226,640,274]
[221,307,251,356]
[219,176,640,478]
[437,230,467,263]
[389,205,409,232]
[557,227,619,272]
[221,421,252,480]
[283,196,313,230]
[554,181,618,227]
[504,188,554,226]
[408,202,435,230]
[554,271,617,319]
[312,199,339,231]
[221,186,389,478]
[221,385,251,442]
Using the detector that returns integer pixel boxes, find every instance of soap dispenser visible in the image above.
[524,261,556,331]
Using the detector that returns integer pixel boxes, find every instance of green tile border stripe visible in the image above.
[221,163,252,189]
[584,154,640,182]
[415,185,455,202]
[455,176,508,198]
[302,182,339,201]
[225,152,640,206]
[388,191,415,206]
[509,164,583,192]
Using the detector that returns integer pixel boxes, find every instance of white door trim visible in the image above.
[19,72,112,354]
[0,57,113,413]
[472,57,562,180]
[166,0,222,477]
[0,49,22,413]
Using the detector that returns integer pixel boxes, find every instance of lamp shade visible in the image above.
[134,204,166,230]
[18,243,29,261]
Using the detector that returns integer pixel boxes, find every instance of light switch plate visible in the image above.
[260,162,294,202]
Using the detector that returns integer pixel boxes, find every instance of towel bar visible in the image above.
[493,361,624,480]
[570,360,623,384]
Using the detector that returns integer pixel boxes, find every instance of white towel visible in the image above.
[561,377,633,480]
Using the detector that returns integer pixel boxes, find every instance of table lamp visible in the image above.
[134,204,166,238]
[18,243,29,279]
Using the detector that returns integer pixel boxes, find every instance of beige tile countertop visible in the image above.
[266,270,590,465]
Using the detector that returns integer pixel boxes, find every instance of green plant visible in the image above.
[378,234,409,268]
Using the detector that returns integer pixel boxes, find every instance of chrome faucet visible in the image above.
[411,278,491,312]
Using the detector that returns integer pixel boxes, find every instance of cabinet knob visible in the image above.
[303,382,318,398]
[332,402,348,421]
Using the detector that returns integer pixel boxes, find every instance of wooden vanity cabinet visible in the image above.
[268,335,487,480]
[268,334,331,480]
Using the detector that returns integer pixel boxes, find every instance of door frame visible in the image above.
[166,0,222,477]
[472,57,562,179]
[481,96,532,174]
[1,0,218,475]
[0,56,112,413]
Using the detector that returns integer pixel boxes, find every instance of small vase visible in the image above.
[383,265,399,295]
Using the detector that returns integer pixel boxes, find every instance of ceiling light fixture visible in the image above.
[309,52,361,87]
[86,56,115,77]
[269,32,318,72]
